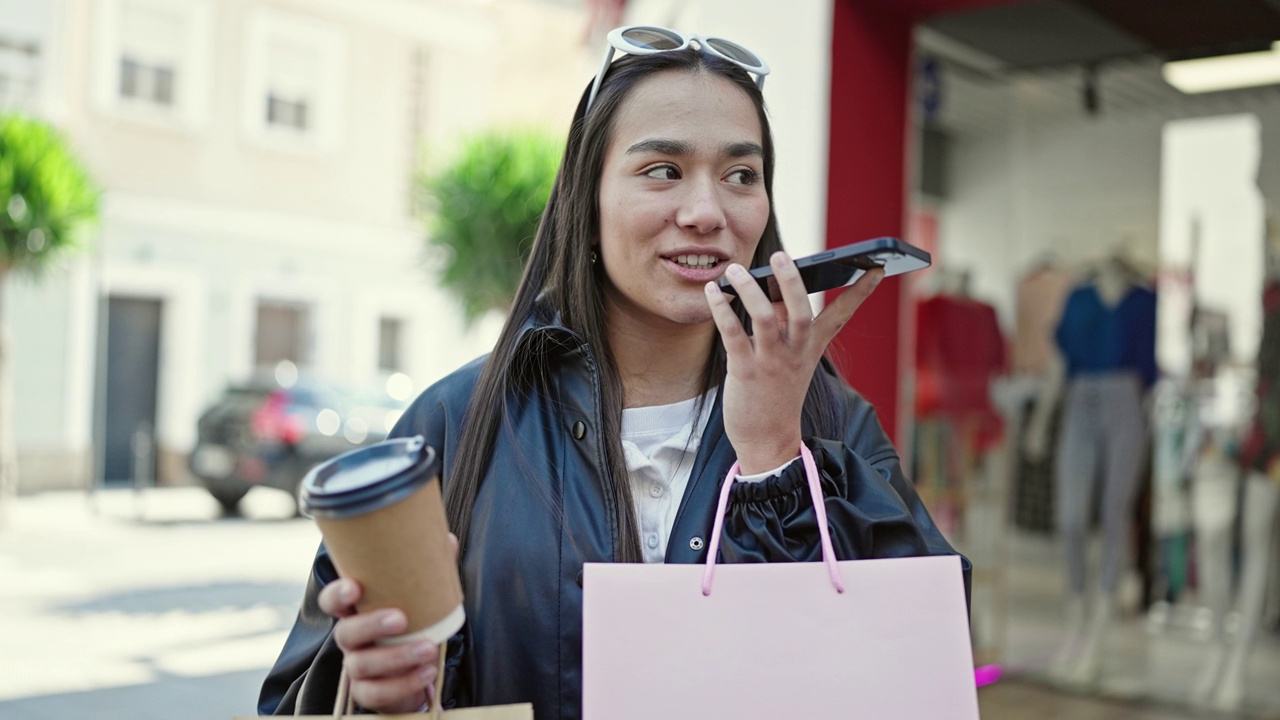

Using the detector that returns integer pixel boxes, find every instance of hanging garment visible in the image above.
[1014,265,1074,375]
[1013,395,1059,534]
[1239,281,1280,487]
[915,293,1008,451]
[1055,282,1158,389]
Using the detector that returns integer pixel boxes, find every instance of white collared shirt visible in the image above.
[621,390,797,564]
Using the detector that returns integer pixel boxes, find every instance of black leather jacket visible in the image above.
[259,309,969,718]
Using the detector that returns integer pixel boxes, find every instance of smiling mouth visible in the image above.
[671,254,723,269]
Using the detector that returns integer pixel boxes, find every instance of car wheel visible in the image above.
[208,485,249,516]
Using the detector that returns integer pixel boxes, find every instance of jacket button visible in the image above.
[571,421,586,440]
[576,569,584,587]
[689,537,705,551]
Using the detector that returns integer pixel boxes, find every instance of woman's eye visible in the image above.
[644,165,680,180]
[727,168,759,186]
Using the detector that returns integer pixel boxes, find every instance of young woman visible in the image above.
[260,27,967,719]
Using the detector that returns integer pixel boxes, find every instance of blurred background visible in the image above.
[2,0,1280,718]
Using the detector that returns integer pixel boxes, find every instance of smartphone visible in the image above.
[717,236,931,301]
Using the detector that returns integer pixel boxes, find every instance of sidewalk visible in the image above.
[0,487,320,720]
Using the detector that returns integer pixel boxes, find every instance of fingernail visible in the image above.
[728,264,746,278]
[771,252,788,267]
[339,582,355,604]
[704,282,720,295]
[426,677,438,704]
[411,642,434,660]
[380,611,405,631]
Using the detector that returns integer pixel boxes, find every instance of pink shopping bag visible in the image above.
[582,445,978,720]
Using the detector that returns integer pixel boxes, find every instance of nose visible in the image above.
[674,175,726,234]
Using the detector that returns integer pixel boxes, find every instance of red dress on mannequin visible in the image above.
[915,293,1008,450]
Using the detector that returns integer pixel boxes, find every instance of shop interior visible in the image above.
[903,2,1280,716]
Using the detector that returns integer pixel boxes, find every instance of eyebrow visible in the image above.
[625,138,764,159]
[722,141,764,158]
[626,138,693,156]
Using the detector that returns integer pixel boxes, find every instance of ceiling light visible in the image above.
[1162,42,1280,94]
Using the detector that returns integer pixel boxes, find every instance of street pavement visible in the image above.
[3,486,1278,720]
[0,486,321,720]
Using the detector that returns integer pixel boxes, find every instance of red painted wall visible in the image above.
[826,0,1023,442]
[826,1,914,442]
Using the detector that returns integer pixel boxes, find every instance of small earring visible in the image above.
[591,249,598,265]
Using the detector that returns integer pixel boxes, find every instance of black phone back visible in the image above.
[718,237,931,299]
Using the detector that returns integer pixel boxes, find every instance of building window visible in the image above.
[262,36,318,133]
[266,93,308,131]
[119,56,175,105]
[378,317,403,373]
[92,0,213,129]
[117,0,182,109]
[242,9,347,152]
[255,300,312,370]
[0,37,40,112]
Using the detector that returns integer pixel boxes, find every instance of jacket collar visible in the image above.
[504,299,593,366]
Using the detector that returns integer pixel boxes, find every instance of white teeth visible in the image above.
[673,254,719,268]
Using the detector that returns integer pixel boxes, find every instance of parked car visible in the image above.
[188,371,409,514]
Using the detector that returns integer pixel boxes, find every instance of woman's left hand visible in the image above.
[705,251,883,475]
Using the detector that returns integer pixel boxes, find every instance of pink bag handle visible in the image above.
[701,443,845,596]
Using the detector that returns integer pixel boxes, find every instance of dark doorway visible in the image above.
[96,296,163,486]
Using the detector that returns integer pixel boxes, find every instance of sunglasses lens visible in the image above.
[619,27,684,51]
[707,38,762,68]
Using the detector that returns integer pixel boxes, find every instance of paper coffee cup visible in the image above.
[300,435,464,645]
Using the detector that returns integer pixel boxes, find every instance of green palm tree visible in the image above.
[416,129,561,325]
[0,113,100,507]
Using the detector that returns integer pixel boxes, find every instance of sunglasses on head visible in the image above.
[585,25,771,113]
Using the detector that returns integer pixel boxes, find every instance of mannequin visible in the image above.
[1013,257,1075,533]
[1192,211,1280,711]
[1028,249,1158,686]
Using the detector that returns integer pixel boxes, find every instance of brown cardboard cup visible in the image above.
[301,435,464,645]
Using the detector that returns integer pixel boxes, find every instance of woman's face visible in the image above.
[597,69,770,329]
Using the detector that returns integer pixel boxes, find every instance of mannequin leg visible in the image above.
[1048,594,1087,672]
[1095,382,1146,594]
[1073,377,1146,683]
[1056,383,1097,596]
[1211,473,1280,710]
[1049,382,1099,679]
[1188,452,1238,704]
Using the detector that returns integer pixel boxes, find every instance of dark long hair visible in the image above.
[444,49,846,563]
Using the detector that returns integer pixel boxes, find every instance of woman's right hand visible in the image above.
[319,578,439,714]
[318,532,458,714]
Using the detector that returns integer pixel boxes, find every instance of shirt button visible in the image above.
[646,534,659,549]
[689,537,705,551]
[571,421,586,440]
[649,483,663,498]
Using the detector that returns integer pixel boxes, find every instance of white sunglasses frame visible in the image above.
[585,25,771,113]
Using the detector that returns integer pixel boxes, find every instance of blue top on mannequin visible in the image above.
[1055,282,1158,388]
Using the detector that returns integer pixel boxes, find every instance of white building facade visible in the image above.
[1,0,587,492]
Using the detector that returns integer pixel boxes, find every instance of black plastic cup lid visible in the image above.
[300,435,440,519]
